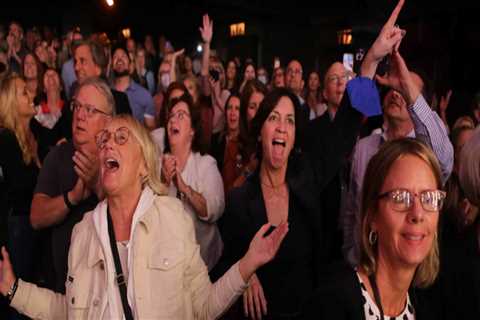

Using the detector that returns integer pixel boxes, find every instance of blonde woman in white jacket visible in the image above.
[0,115,288,319]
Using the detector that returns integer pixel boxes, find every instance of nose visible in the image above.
[407,196,425,224]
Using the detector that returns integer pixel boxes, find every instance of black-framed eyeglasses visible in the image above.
[71,100,111,118]
[378,188,446,212]
[95,127,130,150]
[168,110,190,122]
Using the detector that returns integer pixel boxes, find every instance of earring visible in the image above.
[368,230,378,246]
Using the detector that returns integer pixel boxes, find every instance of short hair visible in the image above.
[359,138,442,288]
[110,114,167,195]
[112,42,130,62]
[75,40,108,76]
[458,126,480,206]
[249,88,305,162]
[163,94,204,154]
[73,77,116,115]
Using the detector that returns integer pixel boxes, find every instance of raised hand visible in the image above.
[73,149,99,190]
[199,14,213,44]
[239,222,289,282]
[439,89,453,115]
[375,50,420,106]
[0,247,17,297]
[161,154,176,187]
[243,273,267,320]
[361,0,406,79]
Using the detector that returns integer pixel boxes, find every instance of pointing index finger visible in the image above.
[385,0,405,29]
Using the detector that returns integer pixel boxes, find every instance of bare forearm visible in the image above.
[30,194,69,229]
[201,42,210,77]
[184,186,208,218]
[360,51,379,80]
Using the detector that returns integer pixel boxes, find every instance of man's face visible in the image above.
[74,45,102,84]
[285,60,304,95]
[72,84,112,151]
[383,72,424,122]
[112,48,130,77]
[323,62,348,109]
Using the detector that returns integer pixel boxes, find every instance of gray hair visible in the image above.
[459,126,480,206]
[74,77,116,115]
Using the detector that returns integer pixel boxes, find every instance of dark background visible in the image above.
[2,0,480,124]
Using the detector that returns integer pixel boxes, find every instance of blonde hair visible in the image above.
[458,126,480,207]
[113,114,167,195]
[0,74,36,164]
[359,138,442,288]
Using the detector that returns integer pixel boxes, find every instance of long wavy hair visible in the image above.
[0,74,36,164]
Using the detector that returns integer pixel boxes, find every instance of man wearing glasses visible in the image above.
[30,78,115,293]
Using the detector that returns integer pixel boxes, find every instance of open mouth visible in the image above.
[104,158,120,172]
[170,127,180,135]
[272,139,286,147]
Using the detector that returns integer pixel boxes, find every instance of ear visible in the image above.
[94,65,102,77]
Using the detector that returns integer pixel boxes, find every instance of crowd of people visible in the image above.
[0,0,479,319]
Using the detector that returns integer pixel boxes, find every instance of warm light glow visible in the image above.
[122,28,131,39]
[337,29,353,45]
[196,44,203,53]
[106,0,114,7]
[230,23,246,37]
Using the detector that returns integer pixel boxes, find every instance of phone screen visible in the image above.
[343,53,354,72]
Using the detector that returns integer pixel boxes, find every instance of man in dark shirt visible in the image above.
[30,78,115,293]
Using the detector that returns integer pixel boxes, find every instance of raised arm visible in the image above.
[199,14,213,96]
[360,0,405,80]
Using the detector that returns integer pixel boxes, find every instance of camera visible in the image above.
[209,69,220,82]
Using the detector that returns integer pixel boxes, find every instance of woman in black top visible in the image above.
[31,68,71,161]
[0,75,40,286]
[218,88,324,319]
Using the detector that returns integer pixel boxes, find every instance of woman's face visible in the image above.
[167,101,194,150]
[244,65,256,81]
[23,54,37,80]
[226,61,237,80]
[43,69,60,92]
[308,72,320,91]
[35,42,48,63]
[260,96,295,170]
[184,56,192,72]
[372,155,439,270]
[247,91,264,123]
[98,120,146,196]
[183,79,198,102]
[226,96,241,132]
[15,78,34,118]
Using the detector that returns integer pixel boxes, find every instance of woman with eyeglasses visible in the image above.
[161,94,225,271]
[0,114,288,319]
[304,138,445,319]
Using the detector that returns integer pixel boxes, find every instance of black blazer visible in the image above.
[303,261,434,320]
